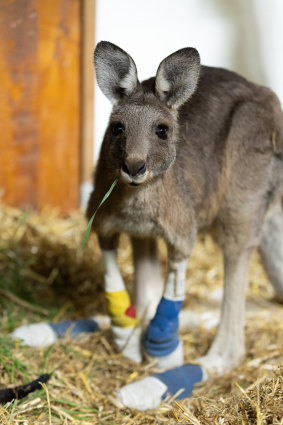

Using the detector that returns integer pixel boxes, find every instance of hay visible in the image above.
[0,204,282,424]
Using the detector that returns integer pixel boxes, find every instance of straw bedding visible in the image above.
[0,204,282,424]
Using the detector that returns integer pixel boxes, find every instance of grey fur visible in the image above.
[88,41,283,372]
[155,47,200,108]
[94,41,138,104]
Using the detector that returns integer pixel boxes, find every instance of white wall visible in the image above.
[93,0,283,162]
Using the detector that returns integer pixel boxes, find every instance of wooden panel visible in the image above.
[0,0,39,206]
[81,0,95,186]
[0,0,80,211]
[37,0,80,210]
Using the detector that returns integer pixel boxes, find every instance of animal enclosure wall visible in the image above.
[0,0,84,212]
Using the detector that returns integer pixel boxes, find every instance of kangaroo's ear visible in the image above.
[155,48,200,109]
[94,41,139,105]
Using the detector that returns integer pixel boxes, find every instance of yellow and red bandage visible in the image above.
[105,290,140,328]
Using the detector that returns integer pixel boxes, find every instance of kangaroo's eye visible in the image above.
[111,122,124,136]
[156,124,168,140]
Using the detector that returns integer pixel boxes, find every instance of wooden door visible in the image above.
[0,0,81,211]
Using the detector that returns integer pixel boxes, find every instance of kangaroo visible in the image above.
[87,41,283,409]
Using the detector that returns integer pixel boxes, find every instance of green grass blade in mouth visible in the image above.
[82,178,118,248]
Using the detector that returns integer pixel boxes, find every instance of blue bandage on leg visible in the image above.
[143,297,182,357]
[49,319,99,338]
[154,363,203,400]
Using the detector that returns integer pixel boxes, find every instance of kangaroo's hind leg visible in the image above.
[259,201,283,301]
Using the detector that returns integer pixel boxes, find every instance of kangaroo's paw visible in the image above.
[115,363,204,410]
[10,317,108,347]
[196,350,244,377]
[143,297,184,369]
[144,340,184,369]
[112,325,143,363]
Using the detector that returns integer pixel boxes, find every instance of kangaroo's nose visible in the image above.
[122,160,147,177]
